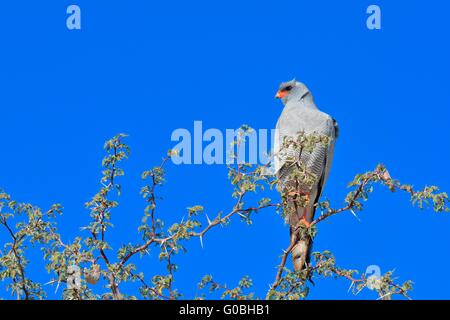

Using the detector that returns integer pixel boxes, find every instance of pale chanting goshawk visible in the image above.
[274,79,338,272]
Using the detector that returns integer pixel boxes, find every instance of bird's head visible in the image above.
[275,79,310,105]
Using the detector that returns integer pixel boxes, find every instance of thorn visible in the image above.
[376,293,391,300]
[55,279,61,294]
[348,281,355,292]
[237,212,247,219]
[199,236,204,249]
[349,209,361,221]
[355,285,364,295]
[44,279,56,286]
[206,214,212,225]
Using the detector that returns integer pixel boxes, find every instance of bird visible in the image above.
[274,79,338,272]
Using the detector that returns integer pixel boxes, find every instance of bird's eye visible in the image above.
[284,86,293,91]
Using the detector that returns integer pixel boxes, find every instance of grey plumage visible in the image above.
[274,80,338,271]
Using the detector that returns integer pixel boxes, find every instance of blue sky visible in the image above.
[1,1,450,299]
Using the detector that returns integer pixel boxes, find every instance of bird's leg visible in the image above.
[297,192,311,228]
[288,181,311,228]
[298,211,311,228]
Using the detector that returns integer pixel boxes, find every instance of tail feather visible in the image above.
[291,234,312,272]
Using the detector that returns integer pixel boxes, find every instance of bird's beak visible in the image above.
[275,90,288,99]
